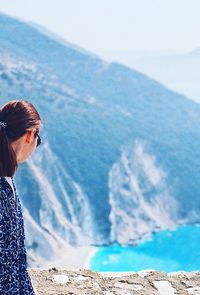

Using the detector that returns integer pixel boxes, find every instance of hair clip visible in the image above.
[0,121,7,128]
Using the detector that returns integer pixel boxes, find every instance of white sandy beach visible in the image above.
[38,245,99,270]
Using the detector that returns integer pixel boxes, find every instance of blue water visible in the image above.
[90,224,200,272]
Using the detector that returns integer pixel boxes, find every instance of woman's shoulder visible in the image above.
[0,177,16,210]
[0,177,9,193]
[0,177,7,194]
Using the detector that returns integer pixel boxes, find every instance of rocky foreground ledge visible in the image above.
[29,267,200,294]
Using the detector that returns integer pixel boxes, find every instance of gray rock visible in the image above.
[28,268,200,295]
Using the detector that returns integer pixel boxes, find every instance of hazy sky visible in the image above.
[0,0,199,61]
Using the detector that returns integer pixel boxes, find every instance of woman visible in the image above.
[0,99,42,294]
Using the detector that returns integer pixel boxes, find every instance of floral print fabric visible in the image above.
[0,176,35,294]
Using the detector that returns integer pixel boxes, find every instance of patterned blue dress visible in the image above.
[0,176,35,294]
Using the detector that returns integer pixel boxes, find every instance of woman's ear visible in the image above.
[25,131,31,143]
[25,128,37,144]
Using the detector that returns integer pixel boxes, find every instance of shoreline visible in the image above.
[44,245,99,270]
[82,246,98,269]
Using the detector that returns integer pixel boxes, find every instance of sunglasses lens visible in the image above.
[36,134,42,147]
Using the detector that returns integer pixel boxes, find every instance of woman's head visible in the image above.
[0,99,42,177]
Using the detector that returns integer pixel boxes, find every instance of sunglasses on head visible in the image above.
[34,130,42,147]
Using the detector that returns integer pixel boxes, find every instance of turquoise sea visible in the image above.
[90,224,200,272]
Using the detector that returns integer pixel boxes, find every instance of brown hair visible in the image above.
[0,99,42,177]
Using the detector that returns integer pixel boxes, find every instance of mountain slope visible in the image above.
[1,12,200,266]
[124,49,200,103]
